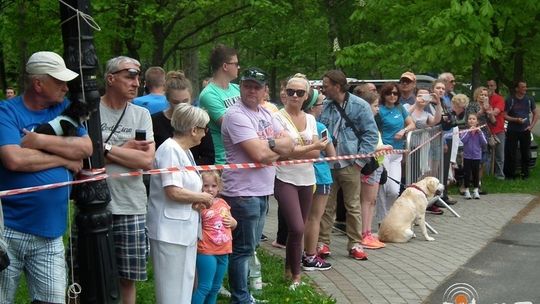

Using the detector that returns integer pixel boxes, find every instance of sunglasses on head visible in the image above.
[242,69,267,82]
[286,89,306,97]
[111,68,140,77]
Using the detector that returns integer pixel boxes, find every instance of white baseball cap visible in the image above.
[26,51,79,82]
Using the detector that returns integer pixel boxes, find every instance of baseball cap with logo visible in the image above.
[240,67,267,86]
[400,71,416,82]
[26,51,79,82]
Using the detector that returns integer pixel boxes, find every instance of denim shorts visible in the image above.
[0,227,66,303]
[112,214,148,281]
[315,184,332,195]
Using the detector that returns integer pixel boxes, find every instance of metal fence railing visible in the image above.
[404,125,444,185]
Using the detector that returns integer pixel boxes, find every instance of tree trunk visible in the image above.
[471,56,481,92]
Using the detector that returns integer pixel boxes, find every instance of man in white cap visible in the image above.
[0,51,92,303]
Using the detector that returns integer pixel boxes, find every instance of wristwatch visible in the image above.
[104,143,113,156]
[267,138,276,151]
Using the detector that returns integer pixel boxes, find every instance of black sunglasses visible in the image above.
[241,69,267,83]
[195,126,208,133]
[385,91,399,96]
[286,89,306,97]
[111,68,140,77]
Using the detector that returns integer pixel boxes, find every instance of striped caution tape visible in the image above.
[0,149,406,198]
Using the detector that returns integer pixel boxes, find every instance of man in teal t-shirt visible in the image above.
[199,44,241,164]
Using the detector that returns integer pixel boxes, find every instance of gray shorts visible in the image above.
[361,166,384,185]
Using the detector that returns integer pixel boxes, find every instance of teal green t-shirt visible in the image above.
[199,82,241,164]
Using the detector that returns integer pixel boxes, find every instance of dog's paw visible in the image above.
[426,236,435,241]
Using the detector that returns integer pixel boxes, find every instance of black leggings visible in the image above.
[463,158,480,188]
[274,178,313,276]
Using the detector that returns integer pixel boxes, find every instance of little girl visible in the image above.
[192,171,237,304]
[459,113,487,199]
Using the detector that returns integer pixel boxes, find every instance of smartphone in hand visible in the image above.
[321,129,328,139]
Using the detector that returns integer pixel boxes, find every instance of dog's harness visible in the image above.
[407,185,428,197]
[48,115,79,136]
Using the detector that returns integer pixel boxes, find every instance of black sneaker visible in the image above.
[302,255,332,271]
[260,234,269,242]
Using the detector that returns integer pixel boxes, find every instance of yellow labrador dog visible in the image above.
[378,177,444,243]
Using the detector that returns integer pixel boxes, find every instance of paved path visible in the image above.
[261,193,536,304]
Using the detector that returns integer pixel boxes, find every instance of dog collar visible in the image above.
[407,184,427,197]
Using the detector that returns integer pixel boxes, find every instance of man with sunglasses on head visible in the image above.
[318,70,379,261]
[221,67,293,303]
[0,51,92,303]
[100,56,155,304]
[199,44,242,165]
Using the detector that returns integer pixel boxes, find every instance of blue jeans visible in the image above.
[222,195,268,304]
[192,254,229,304]
[0,227,66,303]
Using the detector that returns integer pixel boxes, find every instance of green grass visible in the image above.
[449,137,540,195]
[14,246,335,304]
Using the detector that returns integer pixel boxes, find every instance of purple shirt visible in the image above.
[221,101,283,197]
[460,129,487,160]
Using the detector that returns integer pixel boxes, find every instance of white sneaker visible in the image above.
[473,188,480,199]
[464,189,472,200]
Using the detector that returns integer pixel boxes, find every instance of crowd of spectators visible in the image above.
[0,47,538,304]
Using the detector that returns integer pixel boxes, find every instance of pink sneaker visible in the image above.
[361,235,386,249]
[349,244,368,260]
[317,243,331,258]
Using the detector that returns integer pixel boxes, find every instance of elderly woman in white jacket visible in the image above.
[147,103,213,304]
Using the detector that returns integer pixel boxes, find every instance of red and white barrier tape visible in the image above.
[0,149,407,198]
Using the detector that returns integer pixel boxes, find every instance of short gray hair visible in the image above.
[438,72,454,82]
[171,103,210,135]
[104,56,140,79]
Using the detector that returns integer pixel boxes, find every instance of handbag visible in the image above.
[488,134,500,147]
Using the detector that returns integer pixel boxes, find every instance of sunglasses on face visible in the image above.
[195,126,208,133]
[111,68,141,77]
[400,79,413,84]
[385,91,399,96]
[286,89,306,97]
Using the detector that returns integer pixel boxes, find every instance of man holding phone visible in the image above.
[100,56,155,304]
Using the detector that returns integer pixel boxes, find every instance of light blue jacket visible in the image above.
[319,93,379,169]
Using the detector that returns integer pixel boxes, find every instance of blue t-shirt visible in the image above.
[0,96,87,238]
[378,104,409,149]
[133,93,169,115]
[314,122,333,185]
[505,95,536,132]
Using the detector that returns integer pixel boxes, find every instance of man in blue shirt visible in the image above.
[0,51,92,303]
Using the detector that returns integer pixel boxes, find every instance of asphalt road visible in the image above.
[424,198,540,304]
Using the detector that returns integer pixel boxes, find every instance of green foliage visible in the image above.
[2,0,540,97]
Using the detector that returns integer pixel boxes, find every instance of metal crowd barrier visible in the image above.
[404,126,460,222]
[404,125,444,185]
